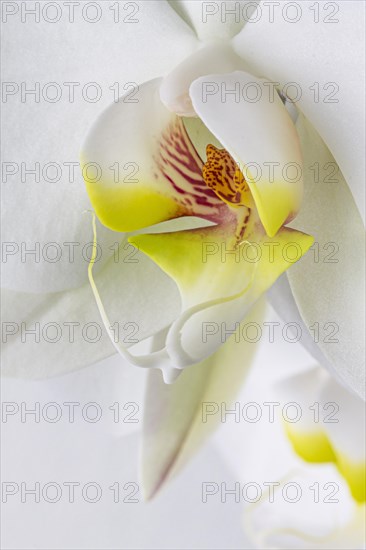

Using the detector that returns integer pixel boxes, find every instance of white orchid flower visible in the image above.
[2,0,364,501]
[242,366,365,549]
[81,66,312,383]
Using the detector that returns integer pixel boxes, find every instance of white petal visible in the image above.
[189,71,303,237]
[170,0,259,41]
[81,78,228,232]
[232,0,365,222]
[268,274,343,385]
[2,243,180,378]
[320,377,366,464]
[2,0,197,293]
[245,470,365,549]
[276,366,366,503]
[141,297,266,499]
[288,115,365,400]
[277,366,366,464]
[160,42,247,116]
[212,357,365,548]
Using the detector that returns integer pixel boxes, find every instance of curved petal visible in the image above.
[2,234,180,378]
[81,79,227,232]
[2,0,197,294]
[141,297,266,499]
[320,377,366,503]
[169,0,259,41]
[216,356,366,548]
[276,367,366,503]
[245,470,365,549]
[160,42,247,116]
[130,215,313,367]
[232,0,365,222]
[287,115,365,400]
[268,273,342,384]
[189,71,303,237]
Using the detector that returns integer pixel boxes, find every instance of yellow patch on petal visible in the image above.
[285,426,336,463]
[286,426,366,504]
[203,145,252,208]
[246,174,298,238]
[336,454,366,504]
[85,178,183,232]
[129,220,313,311]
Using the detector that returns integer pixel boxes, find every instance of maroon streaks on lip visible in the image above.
[153,117,231,223]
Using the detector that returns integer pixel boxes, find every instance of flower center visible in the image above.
[202,144,251,208]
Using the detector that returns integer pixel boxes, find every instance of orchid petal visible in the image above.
[130,218,313,368]
[141,297,266,499]
[268,274,341,384]
[160,42,247,116]
[320,377,366,503]
[2,0,197,294]
[245,470,365,549]
[81,78,227,232]
[287,115,365,399]
[277,367,366,503]
[189,71,303,237]
[169,0,258,41]
[2,235,180,378]
[217,355,365,548]
[232,0,365,222]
